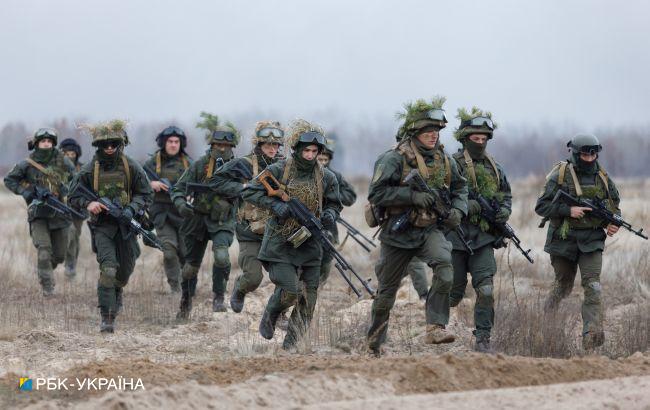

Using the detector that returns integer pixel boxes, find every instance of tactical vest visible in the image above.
[237,154,271,233]
[25,152,68,198]
[192,154,228,215]
[455,149,500,193]
[546,161,612,230]
[92,155,131,206]
[388,140,451,228]
[154,151,189,204]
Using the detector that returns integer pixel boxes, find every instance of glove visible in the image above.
[320,209,336,229]
[468,199,482,216]
[174,198,195,218]
[443,208,463,229]
[120,206,135,225]
[412,191,435,209]
[494,207,511,223]
[271,201,291,220]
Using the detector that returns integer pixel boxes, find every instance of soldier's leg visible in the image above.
[449,250,470,307]
[65,219,83,278]
[578,251,604,348]
[407,257,430,299]
[419,229,454,326]
[468,245,497,348]
[284,265,320,349]
[178,235,209,319]
[367,243,416,351]
[319,250,334,286]
[545,255,578,311]
[158,222,181,291]
[260,262,301,339]
[30,220,56,294]
[94,229,120,331]
[211,230,234,312]
[113,231,141,317]
[231,240,263,313]
[50,226,68,271]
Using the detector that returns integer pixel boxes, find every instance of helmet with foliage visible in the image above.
[252,120,285,146]
[567,134,602,155]
[286,119,326,151]
[28,128,59,150]
[196,111,240,146]
[396,96,448,140]
[80,120,129,147]
[454,107,497,142]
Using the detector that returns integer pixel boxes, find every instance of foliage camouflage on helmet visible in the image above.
[454,106,497,142]
[252,120,285,146]
[395,95,447,139]
[28,128,59,150]
[196,111,240,146]
[286,119,325,149]
[80,120,129,146]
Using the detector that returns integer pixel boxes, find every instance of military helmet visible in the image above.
[156,125,187,150]
[81,120,129,147]
[286,119,326,151]
[322,137,335,158]
[252,120,285,146]
[28,128,59,150]
[567,134,602,155]
[454,107,497,141]
[59,138,82,158]
[396,96,448,138]
[196,111,240,146]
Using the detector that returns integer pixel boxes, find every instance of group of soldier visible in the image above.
[4,95,637,355]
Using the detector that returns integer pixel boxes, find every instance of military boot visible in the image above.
[475,335,495,354]
[100,312,115,333]
[212,292,227,312]
[176,280,193,320]
[64,264,76,279]
[168,278,180,293]
[259,309,281,340]
[424,324,456,344]
[230,287,246,313]
[582,330,605,350]
[115,288,124,316]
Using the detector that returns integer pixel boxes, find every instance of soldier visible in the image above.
[143,126,192,292]
[366,97,468,356]
[4,128,75,295]
[535,134,620,349]
[446,107,512,353]
[59,138,87,279]
[68,120,153,332]
[171,113,240,317]
[242,119,342,349]
[209,121,285,313]
[315,137,358,285]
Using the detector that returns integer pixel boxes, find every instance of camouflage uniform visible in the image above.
[242,120,342,349]
[68,120,153,332]
[366,97,468,354]
[143,127,192,292]
[4,129,75,295]
[535,134,620,349]
[445,108,512,352]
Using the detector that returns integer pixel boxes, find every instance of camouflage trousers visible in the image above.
[406,257,430,298]
[65,218,84,277]
[233,240,265,294]
[545,252,603,336]
[449,246,497,339]
[367,229,453,349]
[182,230,233,295]
[156,221,185,290]
[30,219,69,291]
[265,262,320,347]
[319,247,334,285]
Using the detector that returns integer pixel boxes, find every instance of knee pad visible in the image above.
[431,263,453,292]
[99,267,118,288]
[476,284,494,307]
[584,281,602,304]
[182,264,200,280]
[280,289,300,306]
[37,248,52,269]
[213,246,230,268]
[162,242,178,258]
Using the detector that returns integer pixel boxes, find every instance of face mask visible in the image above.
[32,147,55,163]
[465,139,487,159]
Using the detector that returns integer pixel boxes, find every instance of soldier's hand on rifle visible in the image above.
[570,206,591,219]
[150,181,168,192]
[443,208,463,229]
[606,224,620,236]
[120,207,135,225]
[495,207,511,223]
[21,187,35,202]
[468,199,481,216]
[412,192,435,209]
[174,198,194,218]
[87,201,109,215]
[271,200,291,220]
[320,209,336,229]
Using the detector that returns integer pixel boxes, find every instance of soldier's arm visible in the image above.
[3,162,29,196]
[336,172,357,207]
[68,167,93,210]
[448,156,468,216]
[498,163,512,211]
[367,152,413,207]
[170,162,196,203]
[606,175,622,217]
[241,163,283,210]
[323,168,343,217]
[534,171,571,218]
[210,158,250,199]
[128,162,154,213]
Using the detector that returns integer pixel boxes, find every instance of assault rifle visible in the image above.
[552,189,647,240]
[143,165,174,194]
[185,160,253,204]
[337,217,377,253]
[31,185,85,219]
[257,169,376,298]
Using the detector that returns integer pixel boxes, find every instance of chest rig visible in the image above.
[25,152,68,197]
[154,151,189,203]
[93,155,131,206]
[238,154,272,234]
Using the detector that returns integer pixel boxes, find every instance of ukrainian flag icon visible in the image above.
[19,378,32,391]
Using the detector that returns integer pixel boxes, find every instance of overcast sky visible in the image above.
[1,0,649,133]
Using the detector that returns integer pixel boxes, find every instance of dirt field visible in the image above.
[0,178,648,408]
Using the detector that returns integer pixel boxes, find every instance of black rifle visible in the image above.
[73,183,164,250]
[337,217,377,253]
[31,185,85,219]
[470,191,534,263]
[552,189,647,240]
[143,165,174,194]
[258,169,376,298]
[394,169,474,255]
[184,160,253,207]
